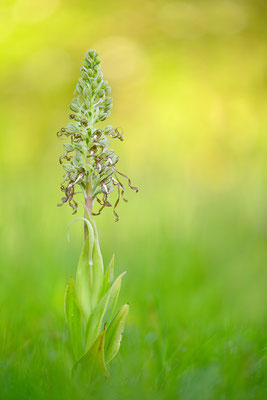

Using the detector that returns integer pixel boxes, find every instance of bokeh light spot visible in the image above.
[13,0,61,23]
[96,36,148,83]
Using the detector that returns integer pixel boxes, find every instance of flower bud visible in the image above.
[93,129,103,139]
[83,59,91,69]
[65,123,78,134]
[88,49,96,58]
[105,97,112,105]
[105,104,112,112]
[63,163,75,173]
[63,143,74,152]
[104,125,114,135]
[98,113,107,121]
[105,86,111,95]
[81,120,87,127]
[96,72,103,83]
[83,87,91,99]
[101,80,108,89]
[70,103,79,112]
[91,80,98,90]
[97,89,105,98]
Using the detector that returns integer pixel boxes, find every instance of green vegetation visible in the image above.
[0,0,266,399]
[58,50,137,380]
[0,181,266,399]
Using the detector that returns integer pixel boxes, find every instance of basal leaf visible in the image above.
[91,233,104,311]
[105,271,125,325]
[64,278,83,360]
[72,327,108,382]
[84,272,125,353]
[75,233,93,326]
[83,209,104,311]
[101,254,115,297]
[105,304,129,365]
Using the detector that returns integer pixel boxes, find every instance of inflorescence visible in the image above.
[57,50,138,220]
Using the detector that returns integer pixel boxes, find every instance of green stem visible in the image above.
[84,181,93,241]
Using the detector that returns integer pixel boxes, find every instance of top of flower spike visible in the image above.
[57,50,138,220]
[75,49,112,124]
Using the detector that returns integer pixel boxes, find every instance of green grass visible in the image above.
[0,175,266,400]
[1,0,267,398]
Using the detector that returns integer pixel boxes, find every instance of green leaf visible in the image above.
[75,221,94,325]
[83,209,104,311]
[64,278,83,361]
[84,272,125,353]
[73,327,108,382]
[101,254,115,296]
[105,304,129,365]
[91,218,104,272]
[91,235,104,310]
[105,271,125,326]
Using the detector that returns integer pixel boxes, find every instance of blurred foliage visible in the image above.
[0,0,267,399]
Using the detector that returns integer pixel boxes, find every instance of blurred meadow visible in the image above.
[0,0,267,399]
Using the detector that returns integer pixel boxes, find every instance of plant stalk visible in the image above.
[84,180,93,241]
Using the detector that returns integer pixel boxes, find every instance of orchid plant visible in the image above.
[57,49,138,381]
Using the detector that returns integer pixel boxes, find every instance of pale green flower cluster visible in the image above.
[57,49,137,219]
